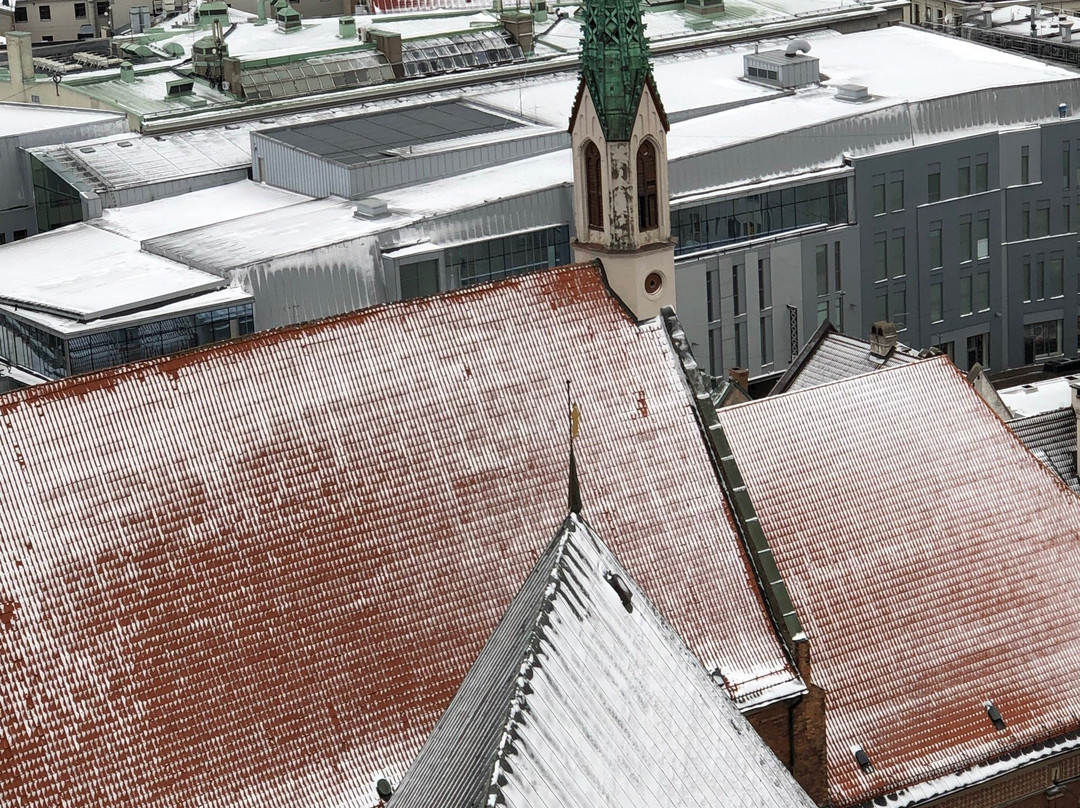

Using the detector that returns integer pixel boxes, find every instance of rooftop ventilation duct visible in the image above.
[985,702,1006,731]
[338,16,356,39]
[836,83,869,102]
[119,61,136,83]
[354,198,390,219]
[785,38,811,57]
[744,43,819,89]
[852,745,873,773]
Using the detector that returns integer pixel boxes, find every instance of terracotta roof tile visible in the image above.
[717,357,1080,806]
[0,265,792,807]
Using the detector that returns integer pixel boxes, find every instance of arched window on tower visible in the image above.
[637,140,659,231]
[585,141,603,231]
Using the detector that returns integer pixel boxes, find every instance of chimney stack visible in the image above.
[728,367,750,390]
[4,32,34,97]
[1063,19,1074,41]
[338,16,356,38]
[869,321,898,358]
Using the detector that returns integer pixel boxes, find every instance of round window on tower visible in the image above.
[644,272,664,296]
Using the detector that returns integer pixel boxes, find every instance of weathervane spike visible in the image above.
[567,380,583,515]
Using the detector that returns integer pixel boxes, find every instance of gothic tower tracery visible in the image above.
[569,0,676,318]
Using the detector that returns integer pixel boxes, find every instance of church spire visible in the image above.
[579,0,658,142]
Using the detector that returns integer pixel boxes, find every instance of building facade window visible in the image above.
[760,314,773,366]
[734,321,747,368]
[958,157,971,196]
[930,223,943,268]
[874,237,887,281]
[448,226,570,287]
[400,260,439,300]
[1065,141,1072,190]
[975,270,989,311]
[1024,319,1063,363]
[1049,254,1064,297]
[975,215,989,260]
[671,178,847,255]
[890,171,905,211]
[637,140,659,231]
[38,5,51,19]
[732,263,744,316]
[74,2,86,16]
[930,280,943,322]
[1021,146,1030,184]
[14,5,26,20]
[928,164,941,203]
[758,258,771,311]
[889,286,906,328]
[13,230,27,241]
[975,153,988,193]
[873,174,886,215]
[967,332,989,370]
[959,218,972,262]
[889,231,905,277]
[584,142,603,231]
[961,275,973,315]
[1022,203,1031,239]
[1035,204,1050,237]
[816,245,829,296]
[32,157,84,232]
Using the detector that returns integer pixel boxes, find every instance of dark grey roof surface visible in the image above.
[775,328,923,394]
[1007,407,1080,493]
[388,513,818,808]
[259,100,524,166]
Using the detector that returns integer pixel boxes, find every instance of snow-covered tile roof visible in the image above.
[717,356,1080,807]
[0,265,795,808]
[0,223,225,319]
[389,512,818,808]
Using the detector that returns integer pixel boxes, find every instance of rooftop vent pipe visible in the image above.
[604,571,634,612]
[119,60,136,83]
[1062,20,1074,41]
[338,16,356,38]
[376,779,393,802]
[785,38,811,57]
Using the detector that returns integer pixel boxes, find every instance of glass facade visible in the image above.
[0,303,254,380]
[32,156,85,233]
[671,178,848,256]
[448,226,571,287]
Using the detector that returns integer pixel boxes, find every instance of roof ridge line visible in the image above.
[483,514,579,807]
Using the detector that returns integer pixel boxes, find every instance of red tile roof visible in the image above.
[0,265,792,808]
[716,357,1080,807]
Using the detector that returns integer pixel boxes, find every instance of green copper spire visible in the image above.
[579,0,656,141]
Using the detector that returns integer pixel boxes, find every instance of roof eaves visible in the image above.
[771,318,837,395]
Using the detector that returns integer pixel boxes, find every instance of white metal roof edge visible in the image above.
[875,731,1080,808]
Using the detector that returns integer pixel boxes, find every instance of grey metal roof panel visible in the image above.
[258,100,524,167]
[389,513,818,808]
[783,332,922,393]
[1007,407,1080,493]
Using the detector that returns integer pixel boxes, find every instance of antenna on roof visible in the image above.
[567,379,583,515]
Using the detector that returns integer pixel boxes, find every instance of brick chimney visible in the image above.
[869,321,898,358]
[728,367,749,390]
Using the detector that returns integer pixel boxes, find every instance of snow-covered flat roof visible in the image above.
[0,224,225,320]
[0,103,126,138]
[999,375,1079,417]
[67,68,240,118]
[2,286,253,337]
[93,180,311,241]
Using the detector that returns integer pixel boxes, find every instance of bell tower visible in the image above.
[569,0,675,319]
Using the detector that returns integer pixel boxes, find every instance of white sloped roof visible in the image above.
[389,512,817,808]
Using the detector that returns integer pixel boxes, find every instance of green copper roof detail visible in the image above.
[580,0,655,141]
